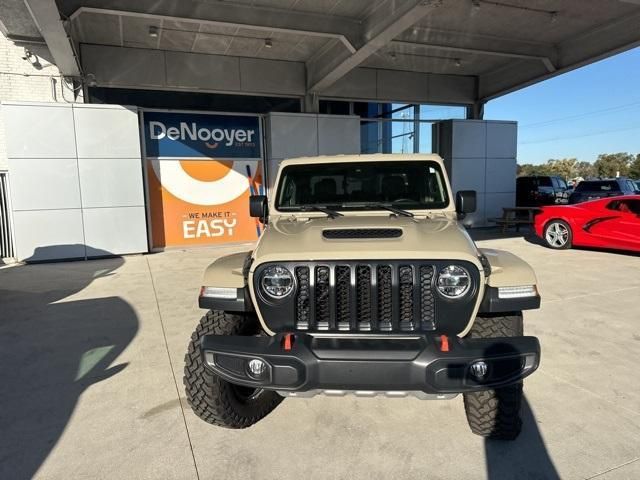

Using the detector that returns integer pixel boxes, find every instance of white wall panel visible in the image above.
[73,105,142,158]
[12,209,85,261]
[78,158,144,208]
[485,192,516,221]
[83,207,148,256]
[450,157,486,193]
[318,116,360,155]
[267,113,318,159]
[9,157,81,211]
[434,119,517,227]
[486,122,517,158]
[4,101,149,260]
[2,104,76,158]
[452,121,486,158]
[485,157,517,193]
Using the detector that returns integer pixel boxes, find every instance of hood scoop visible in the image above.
[322,228,403,239]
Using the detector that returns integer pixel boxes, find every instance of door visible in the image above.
[587,199,640,249]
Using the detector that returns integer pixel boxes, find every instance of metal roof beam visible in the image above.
[69,5,359,53]
[306,0,444,94]
[391,40,556,72]
[23,0,80,76]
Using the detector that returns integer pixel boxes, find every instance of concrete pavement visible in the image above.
[1,233,639,480]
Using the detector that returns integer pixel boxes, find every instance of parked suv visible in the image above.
[184,154,541,440]
[568,178,638,204]
[516,175,569,206]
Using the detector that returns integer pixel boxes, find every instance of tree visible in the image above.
[593,153,633,178]
[575,161,596,179]
[546,158,578,180]
[629,154,640,179]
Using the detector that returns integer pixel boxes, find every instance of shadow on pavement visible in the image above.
[468,227,533,242]
[0,246,138,480]
[485,395,560,480]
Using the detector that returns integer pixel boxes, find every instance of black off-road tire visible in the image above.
[183,310,283,428]
[462,313,524,440]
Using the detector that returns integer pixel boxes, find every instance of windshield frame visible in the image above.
[273,160,452,215]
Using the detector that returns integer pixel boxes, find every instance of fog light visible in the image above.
[247,358,268,379]
[470,361,488,379]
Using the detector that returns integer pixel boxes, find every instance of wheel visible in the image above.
[183,310,283,428]
[463,314,524,440]
[543,219,572,249]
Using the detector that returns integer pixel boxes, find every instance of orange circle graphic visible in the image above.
[179,160,233,182]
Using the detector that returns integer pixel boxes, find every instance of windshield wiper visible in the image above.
[345,203,414,217]
[296,205,343,218]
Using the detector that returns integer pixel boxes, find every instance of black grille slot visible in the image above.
[315,266,330,330]
[295,267,310,329]
[419,266,436,330]
[323,228,402,239]
[356,266,372,330]
[377,265,393,331]
[399,266,414,330]
[335,266,351,330]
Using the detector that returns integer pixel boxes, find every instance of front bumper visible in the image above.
[201,333,540,394]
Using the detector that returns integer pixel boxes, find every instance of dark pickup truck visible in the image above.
[568,178,639,204]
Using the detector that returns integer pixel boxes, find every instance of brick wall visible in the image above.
[0,35,83,171]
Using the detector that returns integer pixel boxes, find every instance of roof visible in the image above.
[3,0,640,106]
[278,153,445,167]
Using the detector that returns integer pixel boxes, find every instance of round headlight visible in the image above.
[437,265,471,298]
[260,265,294,298]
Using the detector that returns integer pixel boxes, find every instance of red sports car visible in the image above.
[534,195,640,251]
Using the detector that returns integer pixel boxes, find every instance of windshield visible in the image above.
[275,161,450,212]
[574,181,620,192]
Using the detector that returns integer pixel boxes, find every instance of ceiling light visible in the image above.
[390,52,397,61]
[264,38,273,48]
[549,11,558,23]
[471,0,481,10]
[454,58,462,67]
[148,26,159,38]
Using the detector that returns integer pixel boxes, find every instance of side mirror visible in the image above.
[249,195,268,221]
[456,190,477,215]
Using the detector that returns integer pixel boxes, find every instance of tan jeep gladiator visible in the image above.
[184,154,541,440]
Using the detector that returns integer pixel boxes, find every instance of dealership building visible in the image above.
[1,0,639,262]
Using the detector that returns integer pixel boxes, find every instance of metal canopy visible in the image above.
[3,0,640,107]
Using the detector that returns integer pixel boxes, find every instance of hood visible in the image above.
[251,215,481,269]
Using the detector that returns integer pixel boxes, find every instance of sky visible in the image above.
[484,46,640,165]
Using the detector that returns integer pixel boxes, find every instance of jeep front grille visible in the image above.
[293,263,436,332]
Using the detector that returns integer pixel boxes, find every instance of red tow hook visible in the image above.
[282,333,295,351]
[439,335,450,352]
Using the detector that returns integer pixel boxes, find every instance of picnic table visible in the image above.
[490,206,541,233]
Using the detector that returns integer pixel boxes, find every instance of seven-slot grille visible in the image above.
[294,263,436,332]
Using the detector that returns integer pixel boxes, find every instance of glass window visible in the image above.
[276,161,449,211]
[575,181,620,192]
[419,105,466,120]
[538,177,552,187]
[607,200,640,214]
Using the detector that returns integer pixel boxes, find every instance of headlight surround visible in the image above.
[437,265,471,298]
[260,265,294,298]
